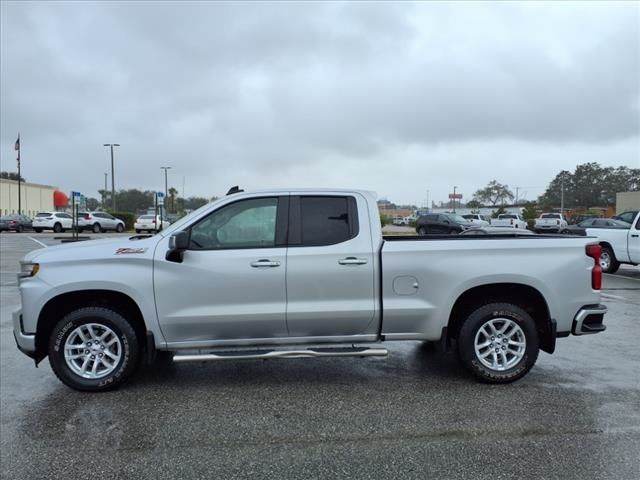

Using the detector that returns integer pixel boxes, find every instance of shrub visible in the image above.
[109,211,135,230]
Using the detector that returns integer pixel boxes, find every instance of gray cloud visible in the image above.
[1,1,638,204]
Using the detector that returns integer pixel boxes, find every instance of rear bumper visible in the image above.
[572,305,607,335]
[12,308,36,358]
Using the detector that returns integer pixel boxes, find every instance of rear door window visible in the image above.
[295,196,358,247]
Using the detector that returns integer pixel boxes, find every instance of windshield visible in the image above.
[446,214,467,223]
[499,214,516,219]
[36,213,51,217]
[139,215,155,220]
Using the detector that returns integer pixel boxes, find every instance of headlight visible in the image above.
[19,261,39,279]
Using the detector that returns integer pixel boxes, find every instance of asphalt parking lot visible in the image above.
[1,232,639,479]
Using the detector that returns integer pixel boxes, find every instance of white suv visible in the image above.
[77,212,125,233]
[32,212,73,233]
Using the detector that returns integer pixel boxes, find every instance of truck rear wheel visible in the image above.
[48,307,140,392]
[457,303,539,383]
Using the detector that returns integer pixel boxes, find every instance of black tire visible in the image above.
[53,222,62,233]
[600,246,620,274]
[417,227,428,235]
[48,307,140,392]
[135,229,141,234]
[116,224,124,233]
[560,229,570,235]
[92,223,101,234]
[34,228,42,233]
[16,225,24,233]
[457,302,539,384]
[448,229,458,235]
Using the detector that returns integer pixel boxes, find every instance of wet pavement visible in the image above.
[1,233,639,479]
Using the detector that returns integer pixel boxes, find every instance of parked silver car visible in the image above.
[77,212,125,233]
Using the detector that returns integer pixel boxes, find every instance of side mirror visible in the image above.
[169,231,190,251]
[166,231,189,263]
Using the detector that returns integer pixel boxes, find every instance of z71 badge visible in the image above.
[115,248,148,255]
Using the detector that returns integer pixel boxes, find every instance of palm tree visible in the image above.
[168,187,178,213]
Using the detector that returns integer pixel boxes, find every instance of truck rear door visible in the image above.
[285,194,378,337]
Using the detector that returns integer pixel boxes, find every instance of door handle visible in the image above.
[250,259,281,268]
[632,234,639,238]
[338,257,368,265]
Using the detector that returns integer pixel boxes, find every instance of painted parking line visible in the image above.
[604,273,640,282]
[27,236,48,248]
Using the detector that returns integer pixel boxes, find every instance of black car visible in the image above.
[561,218,630,236]
[612,211,639,225]
[0,214,33,232]
[415,213,474,235]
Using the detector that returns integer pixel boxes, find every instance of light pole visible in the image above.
[453,186,458,213]
[103,173,108,208]
[103,144,120,211]
[160,166,171,209]
[426,190,430,212]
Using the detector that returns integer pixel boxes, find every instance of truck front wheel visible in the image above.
[457,303,539,383]
[48,307,140,392]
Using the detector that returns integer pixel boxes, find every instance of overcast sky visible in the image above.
[1,1,638,206]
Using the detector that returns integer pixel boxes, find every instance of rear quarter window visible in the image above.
[299,196,358,246]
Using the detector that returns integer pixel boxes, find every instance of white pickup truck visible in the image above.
[13,188,607,391]
[491,213,528,229]
[586,211,640,273]
[534,213,568,234]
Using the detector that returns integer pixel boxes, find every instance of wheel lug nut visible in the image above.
[95,340,100,344]
[86,342,92,346]
[495,348,499,352]
[99,353,103,358]
[489,343,494,348]
[491,336,495,340]
[101,345,105,350]
[90,355,95,359]
[502,346,506,350]
[85,350,90,354]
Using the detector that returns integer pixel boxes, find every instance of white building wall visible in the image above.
[0,179,57,217]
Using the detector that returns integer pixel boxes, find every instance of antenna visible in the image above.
[226,185,244,195]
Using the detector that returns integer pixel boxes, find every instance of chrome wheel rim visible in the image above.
[600,252,611,270]
[474,318,526,371]
[64,323,122,379]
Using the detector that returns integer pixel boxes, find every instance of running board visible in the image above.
[172,347,388,363]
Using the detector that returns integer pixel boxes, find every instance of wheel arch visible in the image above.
[35,289,147,363]
[447,283,555,354]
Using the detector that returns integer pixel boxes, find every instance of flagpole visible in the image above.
[17,134,21,216]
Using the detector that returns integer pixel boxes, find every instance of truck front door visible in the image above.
[285,194,377,337]
[629,215,640,264]
[153,196,289,345]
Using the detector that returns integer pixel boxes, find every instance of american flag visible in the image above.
[15,134,20,151]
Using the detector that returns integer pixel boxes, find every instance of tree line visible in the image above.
[468,163,638,210]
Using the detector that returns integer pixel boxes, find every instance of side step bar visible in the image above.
[173,347,388,363]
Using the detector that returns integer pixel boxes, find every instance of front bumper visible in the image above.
[12,307,36,358]
[572,305,607,335]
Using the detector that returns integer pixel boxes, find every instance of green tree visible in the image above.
[538,163,640,209]
[380,214,392,227]
[168,187,178,213]
[85,197,100,210]
[473,180,514,206]
[465,200,482,211]
[491,206,507,218]
[0,171,25,181]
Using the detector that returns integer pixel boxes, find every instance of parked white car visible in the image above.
[490,214,528,229]
[32,212,73,233]
[77,212,125,233]
[134,215,171,233]
[462,214,490,227]
[534,213,568,234]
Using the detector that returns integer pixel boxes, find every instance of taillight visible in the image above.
[9,220,16,225]
[151,219,156,223]
[84,215,91,220]
[586,244,602,290]
[510,219,513,225]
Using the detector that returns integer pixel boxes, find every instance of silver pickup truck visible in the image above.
[13,188,607,391]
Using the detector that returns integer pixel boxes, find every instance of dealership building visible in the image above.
[0,178,68,217]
